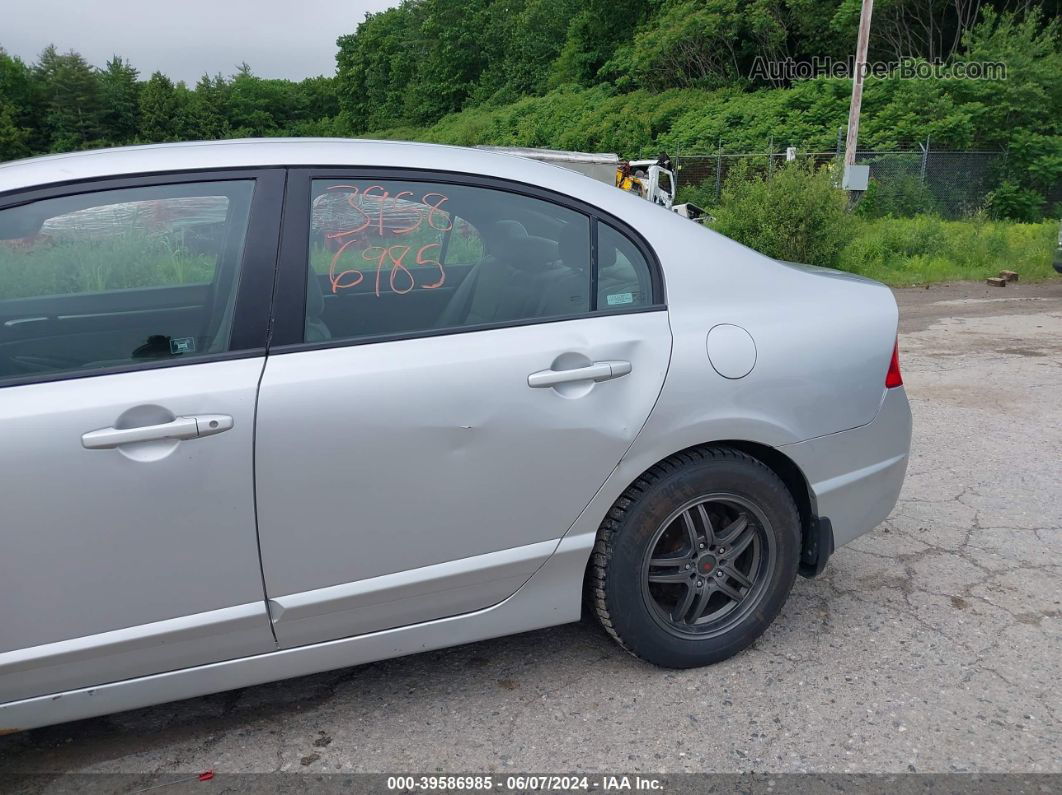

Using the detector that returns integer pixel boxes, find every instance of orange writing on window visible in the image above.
[322,185,452,295]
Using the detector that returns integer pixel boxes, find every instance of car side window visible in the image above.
[306,179,591,342]
[0,180,255,383]
[596,221,653,309]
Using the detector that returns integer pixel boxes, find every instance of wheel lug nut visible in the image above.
[697,580,704,587]
[718,547,725,554]
[716,570,724,578]
[685,563,691,569]
[699,543,705,549]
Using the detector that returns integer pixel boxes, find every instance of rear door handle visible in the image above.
[527,360,632,388]
[81,414,233,449]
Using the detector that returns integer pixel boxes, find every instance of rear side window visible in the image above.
[596,221,653,310]
[0,180,254,383]
[305,179,592,342]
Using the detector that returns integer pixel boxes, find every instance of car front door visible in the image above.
[0,171,284,703]
[254,171,672,647]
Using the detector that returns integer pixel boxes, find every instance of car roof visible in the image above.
[0,138,625,206]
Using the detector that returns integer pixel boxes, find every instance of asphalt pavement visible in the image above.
[2,280,1060,779]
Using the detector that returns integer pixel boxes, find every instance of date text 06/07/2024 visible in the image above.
[385,775,665,791]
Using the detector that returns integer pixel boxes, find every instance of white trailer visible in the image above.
[477,146,705,220]
[477,147,621,184]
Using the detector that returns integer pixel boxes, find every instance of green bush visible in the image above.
[986,180,1046,222]
[856,173,941,218]
[674,178,718,210]
[708,159,848,267]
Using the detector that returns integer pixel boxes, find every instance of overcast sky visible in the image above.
[2,0,397,83]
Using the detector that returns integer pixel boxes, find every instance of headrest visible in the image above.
[481,220,529,256]
[494,220,528,240]
[598,241,618,270]
[506,235,559,271]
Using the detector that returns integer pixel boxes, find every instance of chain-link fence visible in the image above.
[672,143,1008,219]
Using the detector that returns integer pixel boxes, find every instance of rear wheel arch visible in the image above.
[611,441,815,542]
[714,440,816,542]
[586,440,818,591]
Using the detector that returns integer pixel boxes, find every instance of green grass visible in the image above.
[838,216,1058,286]
[0,233,215,300]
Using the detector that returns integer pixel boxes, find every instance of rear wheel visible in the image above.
[589,447,800,668]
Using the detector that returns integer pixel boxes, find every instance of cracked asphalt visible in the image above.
[1,280,1060,777]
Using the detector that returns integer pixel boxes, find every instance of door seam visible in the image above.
[250,167,288,646]
[251,355,279,645]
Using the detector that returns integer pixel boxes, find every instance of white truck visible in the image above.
[477,147,705,220]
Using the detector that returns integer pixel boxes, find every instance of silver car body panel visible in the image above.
[266,540,558,648]
[0,140,911,730]
[0,359,275,702]
[255,312,672,646]
[781,386,912,548]
[0,603,269,706]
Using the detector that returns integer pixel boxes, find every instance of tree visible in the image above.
[34,46,103,152]
[0,102,30,161]
[226,65,299,136]
[950,7,1062,219]
[191,73,231,140]
[401,0,493,123]
[830,0,1056,63]
[605,0,762,90]
[297,75,340,121]
[139,71,195,142]
[336,3,423,131]
[0,49,36,159]
[471,0,579,104]
[98,56,140,145]
[549,0,652,86]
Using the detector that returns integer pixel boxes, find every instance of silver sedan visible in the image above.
[0,140,911,731]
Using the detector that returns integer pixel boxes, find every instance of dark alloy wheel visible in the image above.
[641,494,776,638]
[588,446,800,668]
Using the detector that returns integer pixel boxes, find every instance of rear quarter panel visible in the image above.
[629,207,898,457]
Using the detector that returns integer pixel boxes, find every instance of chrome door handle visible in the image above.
[527,360,632,388]
[81,414,233,449]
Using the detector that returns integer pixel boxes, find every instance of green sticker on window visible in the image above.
[606,292,633,306]
[170,336,196,355]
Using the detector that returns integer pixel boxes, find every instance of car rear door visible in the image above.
[253,170,672,647]
[0,170,284,703]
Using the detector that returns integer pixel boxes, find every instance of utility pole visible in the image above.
[843,0,874,189]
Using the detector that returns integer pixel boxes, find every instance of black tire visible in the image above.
[588,446,800,668]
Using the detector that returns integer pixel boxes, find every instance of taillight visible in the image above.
[885,339,903,388]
